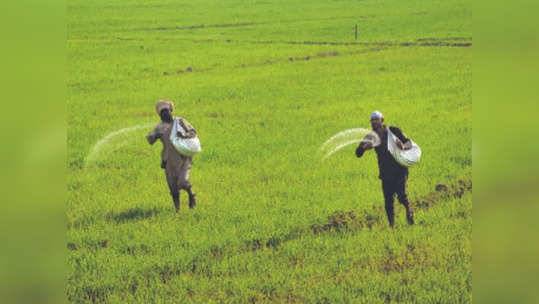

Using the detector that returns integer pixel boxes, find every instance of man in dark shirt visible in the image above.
[355,111,415,228]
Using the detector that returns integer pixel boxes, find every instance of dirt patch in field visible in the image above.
[311,207,383,234]
[141,22,261,32]
[244,229,302,252]
[209,245,223,258]
[414,179,472,209]
[67,242,77,250]
[66,238,109,251]
[311,210,359,233]
[416,37,471,42]
[243,208,382,251]
[418,42,471,47]
[158,264,183,284]
[379,244,433,274]
[106,207,161,223]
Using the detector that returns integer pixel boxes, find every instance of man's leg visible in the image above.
[382,179,396,228]
[178,156,196,209]
[166,170,180,212]
[185,182,196,209]
[171,190,180,212]
[396,175,414,225]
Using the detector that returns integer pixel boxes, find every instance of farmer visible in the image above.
[146,99,197,212]
[355,111,415,228]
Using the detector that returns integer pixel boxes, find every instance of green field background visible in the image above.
[68,0,472,302]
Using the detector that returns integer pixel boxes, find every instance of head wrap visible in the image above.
[155,99,174,115]
[371,111,383,119]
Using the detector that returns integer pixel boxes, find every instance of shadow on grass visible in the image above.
[107,207,161,223]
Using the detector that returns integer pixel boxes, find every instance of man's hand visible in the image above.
[396,140,412,150]
[356,141,374,158]
[363,141,374,150]
[403,141,412,150]
[146,132,160,145]
[185,130,197,138]
[177,130,196,138]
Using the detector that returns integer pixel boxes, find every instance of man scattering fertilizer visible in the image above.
[355,111,415,228]
[147,100,197,212]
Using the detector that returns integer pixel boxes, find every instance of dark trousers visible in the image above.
[381,175,411,226]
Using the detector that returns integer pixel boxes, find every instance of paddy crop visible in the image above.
[68,0,471,302]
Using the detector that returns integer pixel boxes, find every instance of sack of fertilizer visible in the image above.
[170,118,201,157]
[387,128,421,167]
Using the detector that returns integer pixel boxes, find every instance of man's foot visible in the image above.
[189,193,196,209]
[388,216,395,229]
[406,209,414,225]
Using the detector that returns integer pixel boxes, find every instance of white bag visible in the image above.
[387,129,421,167]
[170,118,201,157]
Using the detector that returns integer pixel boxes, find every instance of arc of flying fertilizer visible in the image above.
[318,128,379,161]
[84,123,155,168]
[322,139,363,160]
[318,128,371,152]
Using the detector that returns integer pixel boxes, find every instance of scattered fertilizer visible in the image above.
[84,123,154,168]
[319,128,380,160]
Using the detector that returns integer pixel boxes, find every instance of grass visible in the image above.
[67,0,472,302]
